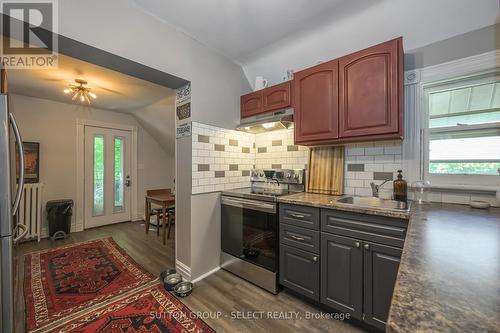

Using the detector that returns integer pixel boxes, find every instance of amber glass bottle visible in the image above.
[393,170,407,202]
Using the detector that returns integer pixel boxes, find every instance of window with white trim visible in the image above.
[423,74,500,187]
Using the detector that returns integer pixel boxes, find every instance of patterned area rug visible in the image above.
[24,238,156,332]
[45,283,216,333]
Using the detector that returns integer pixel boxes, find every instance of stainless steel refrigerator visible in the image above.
[0,69,27,333]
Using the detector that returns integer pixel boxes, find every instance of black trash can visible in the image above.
[46,199,73,240]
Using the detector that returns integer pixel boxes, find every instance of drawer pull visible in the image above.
[290,213,305,219]
[290,235,305,242]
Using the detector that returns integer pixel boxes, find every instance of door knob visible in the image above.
[364,244,370,250]
[355,242,360,248]
[312,256,318,262]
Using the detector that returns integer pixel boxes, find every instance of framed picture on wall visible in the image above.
[16,142,40,183]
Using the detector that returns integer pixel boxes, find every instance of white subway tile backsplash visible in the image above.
[383,163,402,172]
[365,163,383,172]
[355,172,373,180]
[365,147,384,155]
[192,124,308,195]
[374,155,394,163]
[192,125,493,208]
[384,145,402,154]
[346,179,364,188]
[347,147,365,156]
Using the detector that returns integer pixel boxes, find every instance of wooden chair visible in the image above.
[145,189,175,240]
[146,189,169,235]
[166,208,175,240]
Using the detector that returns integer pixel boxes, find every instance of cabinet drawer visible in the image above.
[280,223,319,254]
[321,209,407,248]
[279,204,319,230]
[279,244,320,302]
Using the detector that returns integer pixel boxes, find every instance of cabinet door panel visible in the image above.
[279,244,320,301]
[320,233,363,319]
[263,82,291,112]
[363,242,402,330]
[294,60,339,144]
[241,91,263,118]
[339,38,402,138]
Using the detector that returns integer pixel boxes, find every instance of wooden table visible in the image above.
[145,193,175,245]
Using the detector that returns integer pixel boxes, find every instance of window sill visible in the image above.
[425,184,498,195]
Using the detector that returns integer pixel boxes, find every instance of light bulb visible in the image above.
[89,92,96,99]
[80,95,85,102]
[63,88,71,94]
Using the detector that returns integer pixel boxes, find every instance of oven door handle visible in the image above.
[221,196,276,214]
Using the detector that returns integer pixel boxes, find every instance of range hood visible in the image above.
[236,108,294,134]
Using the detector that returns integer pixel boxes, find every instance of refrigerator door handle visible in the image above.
[9,112,24,216]
[13,223,27,244]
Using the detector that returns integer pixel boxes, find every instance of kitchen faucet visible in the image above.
[370,179,391,197]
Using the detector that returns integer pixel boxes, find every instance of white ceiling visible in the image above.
[133,0,350,62]
[7,50,175,113]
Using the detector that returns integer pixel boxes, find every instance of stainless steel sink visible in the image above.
[337,196,410,211]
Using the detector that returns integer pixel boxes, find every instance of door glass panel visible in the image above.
[93,135,105,216]
[114,137,124,212]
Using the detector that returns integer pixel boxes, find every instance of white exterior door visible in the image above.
[84,126,132,228]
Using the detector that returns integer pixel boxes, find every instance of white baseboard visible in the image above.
[191,266,220,284]
[175,260,191,280]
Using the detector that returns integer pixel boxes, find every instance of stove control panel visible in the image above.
[250,169,305,185]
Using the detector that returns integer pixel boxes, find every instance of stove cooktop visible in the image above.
[221,187,292,202]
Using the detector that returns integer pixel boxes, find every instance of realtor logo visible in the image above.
[1,0,58,68]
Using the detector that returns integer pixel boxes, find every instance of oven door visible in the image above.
[221,196,277,272]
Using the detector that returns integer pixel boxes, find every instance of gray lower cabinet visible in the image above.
[279,205,406,331]
[279,244,320,301]
[363,241,402,330]
[320,233,363,319]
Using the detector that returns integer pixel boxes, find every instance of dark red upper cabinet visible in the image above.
[293,60,339,144]
[263,82,292,112]
[241,91,263,118]
[339,37,403,139]
[241,82,292,118]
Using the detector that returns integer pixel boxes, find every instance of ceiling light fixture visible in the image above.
[63,79,97,104]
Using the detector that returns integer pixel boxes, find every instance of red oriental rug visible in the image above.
[45,283,216,333]
[24,238,156,332]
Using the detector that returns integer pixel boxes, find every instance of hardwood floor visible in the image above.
[15,221,366,333]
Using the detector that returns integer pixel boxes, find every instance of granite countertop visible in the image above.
[278,192,411,219]
[278,192,500,332]
[387,203,500,333]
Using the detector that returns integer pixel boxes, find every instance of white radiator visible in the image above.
[17,183,43,242]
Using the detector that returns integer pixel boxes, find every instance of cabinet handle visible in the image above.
[364,244,370,250]
[290,235,305,242]
[290,213,305,219]
[355,242,360,248]
[312,256,318,262]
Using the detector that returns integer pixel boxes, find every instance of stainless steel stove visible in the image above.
[220,169,305,294]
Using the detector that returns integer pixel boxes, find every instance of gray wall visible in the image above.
[405,23,500,70]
